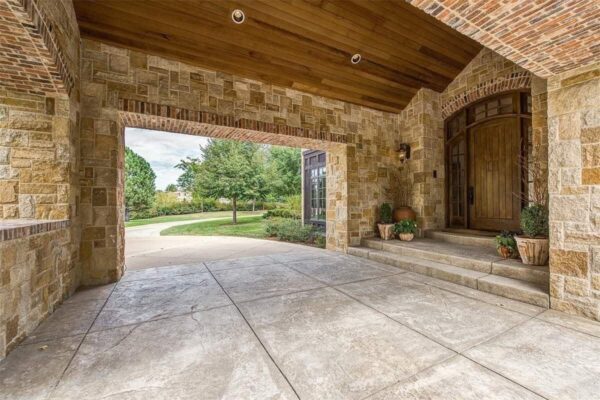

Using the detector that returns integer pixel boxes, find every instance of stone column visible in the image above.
[547,63,600,320]
[326,147,349,251]
[397,89,444,234]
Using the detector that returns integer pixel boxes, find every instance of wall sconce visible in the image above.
[396,143,411,164]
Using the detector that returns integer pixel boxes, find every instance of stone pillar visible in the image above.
[531,76,549,201]
[326,147,349,251]
[398,89,445,234]
[547,63,600,320]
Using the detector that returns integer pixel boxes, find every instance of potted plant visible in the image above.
[515,204,549,265]
[393,188,416,222]
[394,219,417,241]
[495,231,518,259]
[377,203,395,240]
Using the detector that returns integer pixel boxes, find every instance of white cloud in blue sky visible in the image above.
[125,128,209,190]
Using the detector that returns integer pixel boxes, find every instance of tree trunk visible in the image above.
[232,196,237,224]
[252,199,255,212]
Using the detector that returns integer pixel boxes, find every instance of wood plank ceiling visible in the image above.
[73,0,482,113]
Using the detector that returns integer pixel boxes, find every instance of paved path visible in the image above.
[2,239,600,399]
[125,216,241,238]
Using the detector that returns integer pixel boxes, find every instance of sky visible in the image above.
[125,128,209,190]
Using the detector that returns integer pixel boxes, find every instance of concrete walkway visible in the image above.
[125,216,245,238]
[1,239,600,399]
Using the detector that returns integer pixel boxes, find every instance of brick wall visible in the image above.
[547,63,600,320]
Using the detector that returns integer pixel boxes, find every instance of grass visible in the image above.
[125,211,263,227]
[160,215,268,238]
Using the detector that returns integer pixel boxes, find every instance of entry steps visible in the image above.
[348,233,550,308]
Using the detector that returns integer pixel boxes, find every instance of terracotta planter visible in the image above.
[377,223,395,240]
[393,206,416,222]
[398,233,414,241]
[497,246,515,259]
[515,236,549,266]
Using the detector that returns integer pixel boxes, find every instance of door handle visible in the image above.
[467,186,474,205]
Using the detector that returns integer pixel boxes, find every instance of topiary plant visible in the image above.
[520,204,549,238]
[379,203,393,224]
[393,219,417,234]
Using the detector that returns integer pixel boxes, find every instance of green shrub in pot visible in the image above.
[393,219,417,241]
[520,204,549,238]
[377,203,395,240]
[495,231,518,259]
[515,203,549,265]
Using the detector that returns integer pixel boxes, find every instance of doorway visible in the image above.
[446,91,532,232]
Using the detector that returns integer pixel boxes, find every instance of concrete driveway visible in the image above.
[1,237,600,399]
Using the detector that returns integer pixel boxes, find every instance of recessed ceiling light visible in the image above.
[231,9,245,24]
[351,54,362,64]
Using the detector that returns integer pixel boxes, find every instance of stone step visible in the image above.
[363,238,493,273]
[477,275,549,308]
[424,229,496,249]
[362,237,549,285]
[491,259,549,286]
[347,246,549,308]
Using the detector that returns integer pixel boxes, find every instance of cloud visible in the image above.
[125,128,209,190]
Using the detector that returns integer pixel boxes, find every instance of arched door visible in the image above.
[446,91,531,231]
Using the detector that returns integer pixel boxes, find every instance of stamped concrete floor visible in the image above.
[2,240,600,399]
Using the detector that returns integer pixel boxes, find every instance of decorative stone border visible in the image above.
[119,99,347,145]
[0,219,70,242]
[442,72,531,119]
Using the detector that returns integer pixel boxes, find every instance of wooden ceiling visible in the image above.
[73,0,482,113]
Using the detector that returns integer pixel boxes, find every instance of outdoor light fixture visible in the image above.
[351,53,362,64]
[396,143,411,164]
[231,9,245,24]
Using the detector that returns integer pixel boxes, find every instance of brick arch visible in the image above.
[441,72,531,119]
[118,99,345,151]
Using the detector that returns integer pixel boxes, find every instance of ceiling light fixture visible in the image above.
[231,9,245,24]
[351,53,362,64]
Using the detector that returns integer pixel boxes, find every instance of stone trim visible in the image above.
[119,99,347,144]
[442,72,531,119]
[14,0,75,95]
[0,219,70,242]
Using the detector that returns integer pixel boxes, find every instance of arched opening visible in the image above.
[445,90,532,231]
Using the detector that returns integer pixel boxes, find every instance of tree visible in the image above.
[125,147,156,211]
[175,156,205,208]
[197,139,258,224]
[264,146,302,200]
[165,183,178,192]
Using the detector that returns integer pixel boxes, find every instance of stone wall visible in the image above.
[0,92,73,220]
[547,63,600,321]
[79,39,405,281]
[0,226,78,358]
[396,89,445,233]
[0,0,81,359]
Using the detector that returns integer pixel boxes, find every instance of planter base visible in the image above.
[515,236,549,266]
[377,224,395,240]
[399,233,414,241]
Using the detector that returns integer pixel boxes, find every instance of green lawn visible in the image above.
[125,211,263,228]
[160,215,268,238]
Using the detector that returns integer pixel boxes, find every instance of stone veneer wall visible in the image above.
[397,89,444,233]
[0,0,81,359]
[547,63,600,321]
[0,227,77,358]
[79,39,404,282]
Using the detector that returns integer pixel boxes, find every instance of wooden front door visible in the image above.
[446,91,531,232]
[468,118,521,231]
